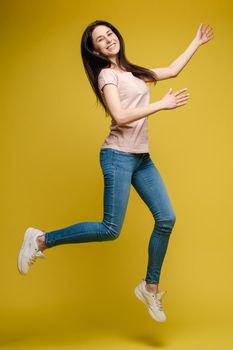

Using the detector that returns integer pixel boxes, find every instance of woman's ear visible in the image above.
[93,50,100,55]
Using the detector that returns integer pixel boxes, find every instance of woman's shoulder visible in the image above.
[98,68,119,92]
[99,67,118,76]
[98,68,119,83]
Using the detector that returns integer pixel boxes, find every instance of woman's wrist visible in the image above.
[153,100,166,112]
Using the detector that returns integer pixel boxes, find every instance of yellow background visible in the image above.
[1,0,233,349]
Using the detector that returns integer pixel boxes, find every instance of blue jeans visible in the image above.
[44,148,176,284]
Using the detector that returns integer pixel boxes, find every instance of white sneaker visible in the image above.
[134,279,167,322]
[17,227,46,275]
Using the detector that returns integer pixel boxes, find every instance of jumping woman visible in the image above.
[17,20,214,322]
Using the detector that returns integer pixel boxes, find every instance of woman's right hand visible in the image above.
[160,87,190,110]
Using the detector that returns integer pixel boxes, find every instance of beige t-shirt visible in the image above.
[98,68,150,153]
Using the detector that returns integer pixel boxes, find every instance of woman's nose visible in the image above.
[106,37,112,44]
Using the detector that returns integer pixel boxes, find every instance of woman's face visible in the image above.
[91,25,120,58]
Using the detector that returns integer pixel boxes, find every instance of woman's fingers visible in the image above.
[170,87,190,108]
[202,24,210,33]
[174,88,188,97]
[177,95,189,102]
[177,96,189,104]
[206,26,213,35]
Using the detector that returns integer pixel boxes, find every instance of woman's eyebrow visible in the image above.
[96,30,112,41]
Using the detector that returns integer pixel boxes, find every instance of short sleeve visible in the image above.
[98,69,118,93]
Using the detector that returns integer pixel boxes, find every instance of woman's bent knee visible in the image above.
[98,221,121,241]
[155,216,176,235]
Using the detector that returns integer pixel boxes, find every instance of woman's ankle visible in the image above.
[37,233,48,251]
[146,282,159,294]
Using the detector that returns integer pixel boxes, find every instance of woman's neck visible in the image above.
[110,65,127,73]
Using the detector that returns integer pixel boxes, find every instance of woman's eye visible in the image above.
[97,32,113,42]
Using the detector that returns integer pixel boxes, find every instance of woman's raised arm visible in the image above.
[150,23,214,79]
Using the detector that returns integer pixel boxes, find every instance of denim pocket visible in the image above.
[100,148,115,173]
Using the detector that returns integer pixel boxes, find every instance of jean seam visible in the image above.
[46,228,109,246]
[133,163,165,284]
[101,164,118,239]
[146,230,162,283]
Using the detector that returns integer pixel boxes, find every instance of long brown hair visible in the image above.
[80,20,158,117]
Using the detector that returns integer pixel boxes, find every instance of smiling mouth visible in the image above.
[107,43,116,49]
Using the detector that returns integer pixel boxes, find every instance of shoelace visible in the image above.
[28,249,39,265]
[148,290,167,311]
[36,250,45,258]
[29,243,45,265]
[28,235,45,265]
[151,294,164,311]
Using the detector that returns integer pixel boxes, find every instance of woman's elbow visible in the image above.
[112,110,126,126]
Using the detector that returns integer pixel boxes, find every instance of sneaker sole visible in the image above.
[134,286,166,323]
[17,227,35,275]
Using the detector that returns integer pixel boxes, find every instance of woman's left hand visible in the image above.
[194,23,214,46]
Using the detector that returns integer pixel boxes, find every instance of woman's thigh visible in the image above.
[131,155,176,222]
[99,148,133,237]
